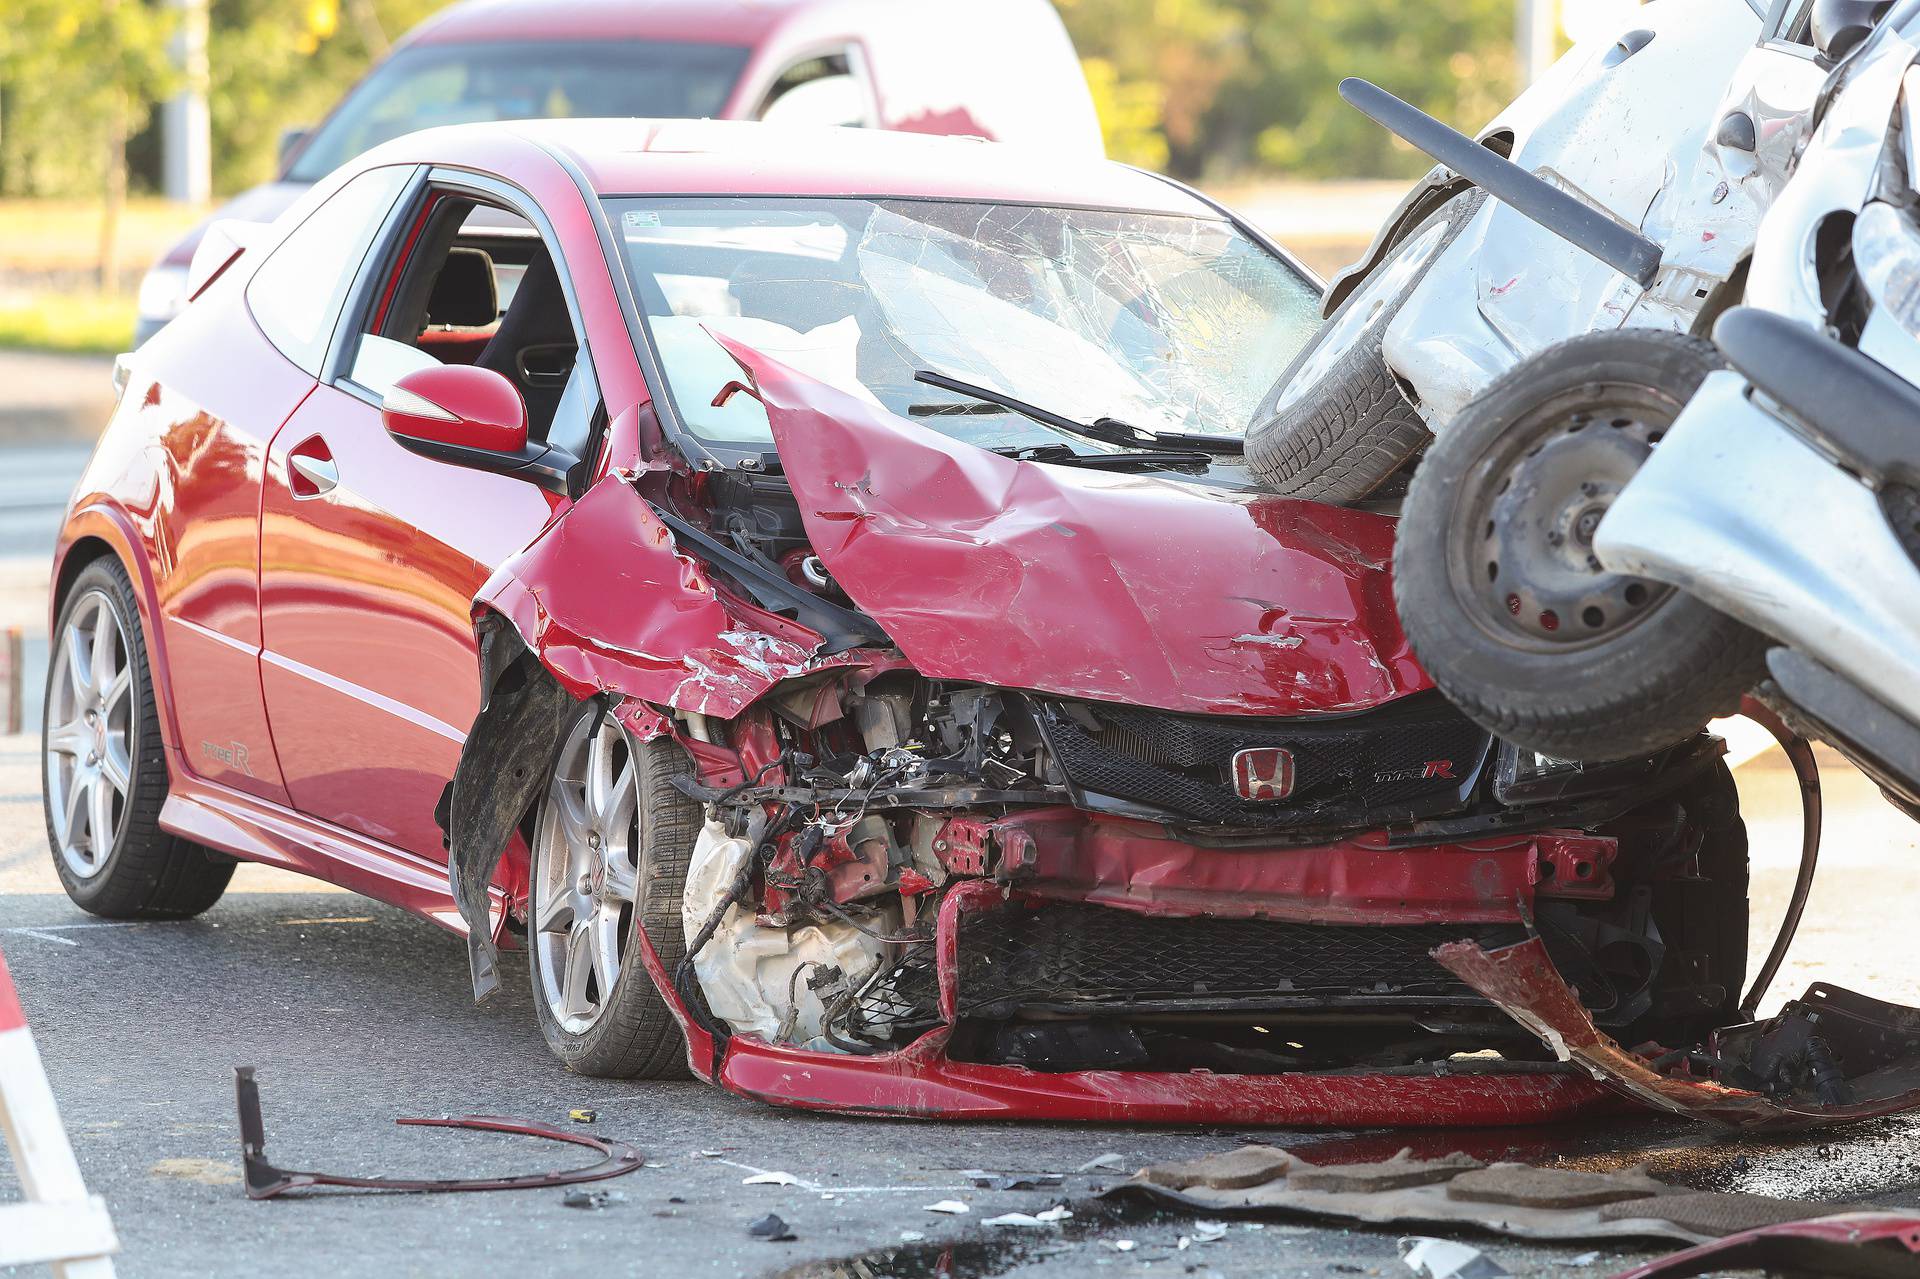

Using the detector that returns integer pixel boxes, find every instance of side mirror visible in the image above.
[276,126,311,174]
[1811,0,1891,65]
[382,365,572,494]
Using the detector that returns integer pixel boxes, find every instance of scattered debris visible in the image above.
[1611,1212,1920,1278]
[748,1212,796,1242]
[923,1200,970,1215]
[1115,1144,1886,1248]
[568,1108,597,1124]
[982,1212,1055,1228]
[1075,1153,1125,1173]
[1567,1252,1602,1266]
[744,1171,801,1187]
[1191,1221,1228,1242]
[1038,1205,1073,1223]
[1400,1237,1511,1279]
[232,1067,645,1200]
[1141,1145,1293,1191]
[968,1172,1065,1191]
[561,1188,625,1210]
[1108,1239,1137,1252]
[1293,1151,1483,1194]
[899,1230,926,1243]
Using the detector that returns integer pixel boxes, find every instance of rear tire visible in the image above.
[527,705,696,1079]
[43,557,234,919]
[1395,330,1768,761]
[1247,189,1484,503]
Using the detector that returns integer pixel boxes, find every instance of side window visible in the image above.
[757,50,868,127]
[247,166,411,376]
[1765,0,1817,45]
[343,196,599,454]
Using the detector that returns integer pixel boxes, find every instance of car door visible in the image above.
[257,171,599,861]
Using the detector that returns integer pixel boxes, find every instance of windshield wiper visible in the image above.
[991,442,1211,471]
[914,369,1243,456]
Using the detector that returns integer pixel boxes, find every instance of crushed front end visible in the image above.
[661,668,1749,1124]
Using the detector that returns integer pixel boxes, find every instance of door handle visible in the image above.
[288,437,338,500]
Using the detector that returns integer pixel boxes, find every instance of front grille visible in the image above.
[1035,693,1492,828]
[955,902,1520,1017]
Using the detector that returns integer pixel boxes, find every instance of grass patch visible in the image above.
[0,198,206,274]
[0,292,137,355]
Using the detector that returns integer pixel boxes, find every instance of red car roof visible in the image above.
[492,118,1213,214]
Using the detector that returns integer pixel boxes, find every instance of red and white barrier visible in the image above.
[0,943,117,1276]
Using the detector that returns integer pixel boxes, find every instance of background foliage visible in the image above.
[0,0,1516,199]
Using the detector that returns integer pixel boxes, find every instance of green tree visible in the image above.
[1059,0,1517,180]
[0,0,178,283]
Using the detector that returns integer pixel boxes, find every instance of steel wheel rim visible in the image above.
[44,590,135,880]
[1447,381,1679,655]
[532,713,641,1035]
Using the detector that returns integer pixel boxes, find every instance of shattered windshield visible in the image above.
[606,197,1322,454]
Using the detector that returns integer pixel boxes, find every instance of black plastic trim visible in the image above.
[1339,78,1664,289]
[647,502,889,656]
[1714,306,1920,486]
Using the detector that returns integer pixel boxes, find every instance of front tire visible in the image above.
[43,557,233,918]
[1394,330,1768,761]
[1247,189,1484,503]
[527,705,697,1079]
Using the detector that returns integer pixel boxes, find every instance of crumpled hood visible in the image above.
[715,336,1431,718]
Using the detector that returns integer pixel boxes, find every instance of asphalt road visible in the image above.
[5,730,1920,1279]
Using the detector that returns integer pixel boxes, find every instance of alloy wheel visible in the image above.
[44,590,135,880]
[532,712,642,1035]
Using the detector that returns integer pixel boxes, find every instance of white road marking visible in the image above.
[3,922,145,947]
[714,1157,971,1196]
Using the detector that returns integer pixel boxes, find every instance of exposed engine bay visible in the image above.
[663,469,1752,1078]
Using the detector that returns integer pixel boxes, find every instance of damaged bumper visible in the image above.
[1438,936,1920,1131]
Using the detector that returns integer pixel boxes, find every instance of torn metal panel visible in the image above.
[1610,1213,1920,1279]
[443,617,578,1001]
[234,1067,645,1199]
[480,472,871,720]
[713,335,1429,717]
[1115,1145,1892,1250]
[1436,937,1920,1129]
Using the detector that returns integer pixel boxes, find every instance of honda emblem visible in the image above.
[1231,747,1295,801]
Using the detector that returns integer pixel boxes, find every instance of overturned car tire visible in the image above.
[1246,188,1484,504]
[1395,329,1768,762]
[527,705,697,1079]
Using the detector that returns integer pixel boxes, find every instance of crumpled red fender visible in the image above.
[478,472,865,719]
[712,334,1430,717]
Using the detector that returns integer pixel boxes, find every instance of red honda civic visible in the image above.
[46,119,1752,1125]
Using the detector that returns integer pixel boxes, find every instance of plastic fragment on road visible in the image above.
[923,1199,970,1214]
[1400,1237,1512,1279]
[743,1171,801,1187]
[561,1188,625,1210]
[568,1109,597,1124]
[748,1212,797,1241]
[1075,1153,1125,1173]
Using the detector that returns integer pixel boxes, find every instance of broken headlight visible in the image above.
[1491,742,1661,805]
[1851,65,1920,335]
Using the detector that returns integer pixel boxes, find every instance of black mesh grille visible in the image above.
[956,903,1519,1016]
[850,942,939,1040]
[1036,694,1492,828]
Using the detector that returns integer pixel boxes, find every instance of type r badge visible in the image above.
[1231,746,1295,801]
